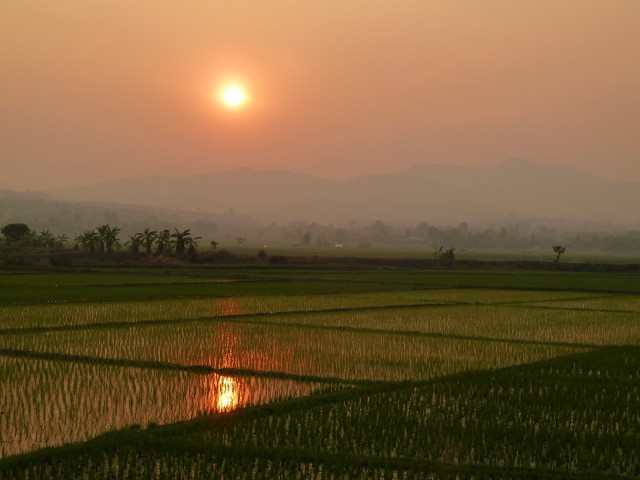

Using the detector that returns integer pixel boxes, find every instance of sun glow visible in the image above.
[217,376,239,411]
[219,85,248,109]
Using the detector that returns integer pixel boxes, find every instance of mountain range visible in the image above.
[54,159,640,226]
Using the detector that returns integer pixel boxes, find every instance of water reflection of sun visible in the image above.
[217,376,239,412]
[217,298,242,316]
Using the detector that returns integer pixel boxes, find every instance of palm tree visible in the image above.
[38,230,56,248]
[185,234,203,255]
[95,225,121,253]
[78,231,100,252]
[155,229,171,254]
[89,231,100,252]
[139,228,158,255]
[171,228,193,254]
[124,233,143,254]
[55,234,68,249]
[105,226,121,252]
[95,225,109,252]
[210,240,220,250]
[24,229,40,247]
[76,232,86,251]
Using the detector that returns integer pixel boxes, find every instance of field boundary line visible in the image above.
[4,295,636,337]
[2,282,639,306]
[152,347,606,437]
[0,301,484,334]
[0,347,365,385]
[0,285,435,306]
[138,437,636,480]
[497,303,640,315]
[0,302,469,335]
[0,309,602,348]
[216,317,602,348]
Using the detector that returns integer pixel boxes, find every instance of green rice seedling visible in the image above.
[0,447,522,480]
[184,347,640,477]
[253,304,640,346]
[0,321,584,382]
[1,268,638,475]
[0,356,336,458]
[0,288,591,331]
[521,294,640,313]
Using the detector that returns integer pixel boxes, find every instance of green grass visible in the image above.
[1,267,639,305]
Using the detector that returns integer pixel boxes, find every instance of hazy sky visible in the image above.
[1,1,639,190]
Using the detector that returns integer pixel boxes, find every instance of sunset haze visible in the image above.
[1,1,639,190]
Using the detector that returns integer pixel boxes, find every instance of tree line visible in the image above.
[0,223,203,256]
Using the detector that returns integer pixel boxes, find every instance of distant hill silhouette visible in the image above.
[54,160,640,225]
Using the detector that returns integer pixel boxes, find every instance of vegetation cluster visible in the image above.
[0,223,218,266]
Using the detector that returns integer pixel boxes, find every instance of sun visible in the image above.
[219,85,247,109]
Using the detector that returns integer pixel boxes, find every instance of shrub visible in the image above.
[49,255,72,267]
[269,255,288,265]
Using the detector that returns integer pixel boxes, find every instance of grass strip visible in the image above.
[1,430,628,479]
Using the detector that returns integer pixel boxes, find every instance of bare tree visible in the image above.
[552,245,566,262]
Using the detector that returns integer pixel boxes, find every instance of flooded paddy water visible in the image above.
[0,271,638,477]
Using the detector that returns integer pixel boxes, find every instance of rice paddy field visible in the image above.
[0,265,639,478]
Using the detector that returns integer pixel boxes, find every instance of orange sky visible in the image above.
[1,1,639,190]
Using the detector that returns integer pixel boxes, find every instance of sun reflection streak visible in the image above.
[217,298,242,316]
[216,376,239,412]
[202,321,244,412]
